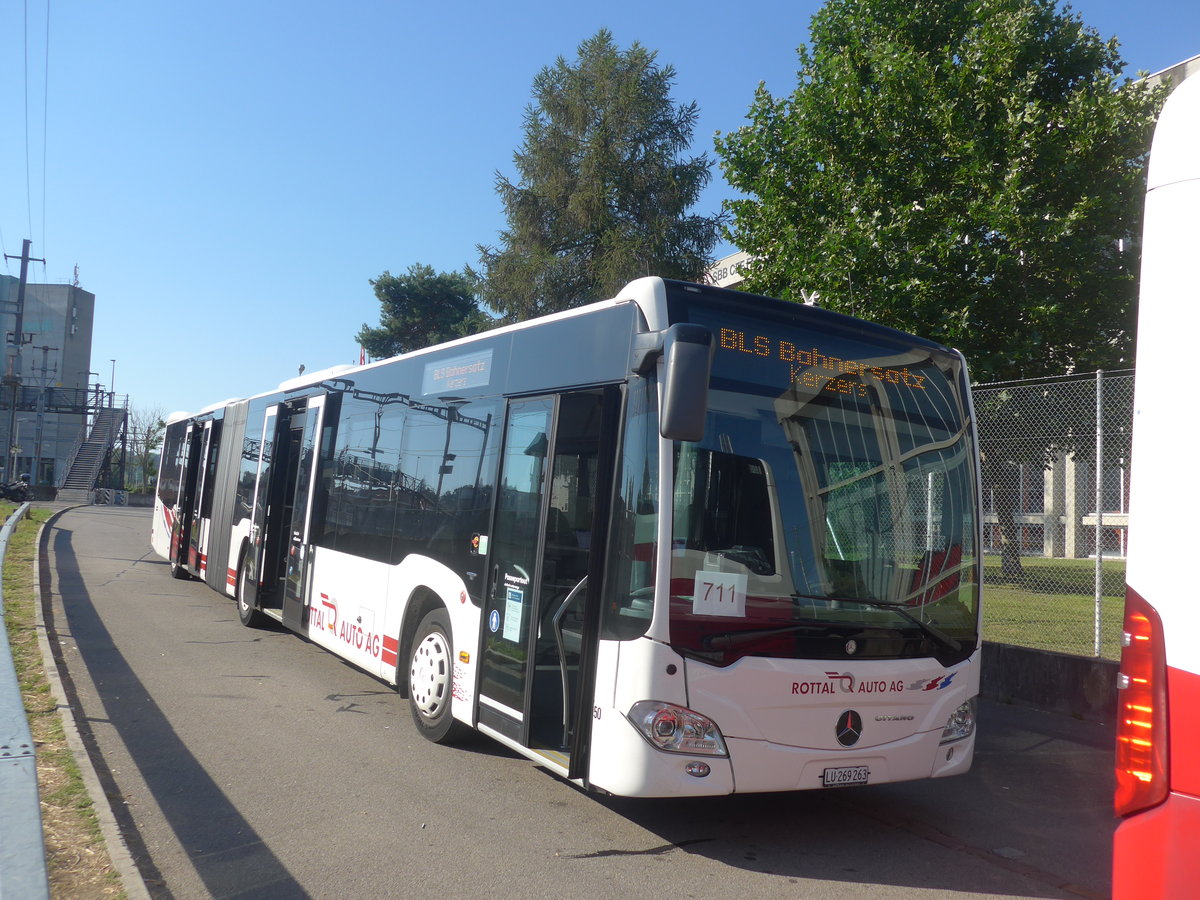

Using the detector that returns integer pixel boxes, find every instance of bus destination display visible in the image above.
[716,327,929,395]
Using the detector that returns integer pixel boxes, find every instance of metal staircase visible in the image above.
[57,407,127,502]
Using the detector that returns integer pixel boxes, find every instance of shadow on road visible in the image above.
[46,524,309,900]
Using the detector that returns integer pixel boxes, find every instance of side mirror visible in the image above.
[659,324,714,442]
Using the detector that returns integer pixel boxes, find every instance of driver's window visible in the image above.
[601,379,658,640]
[539,392,603,625]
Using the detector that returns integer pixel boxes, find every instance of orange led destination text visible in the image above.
[717,327,927,392]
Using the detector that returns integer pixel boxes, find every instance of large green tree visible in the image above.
[356,264,492,359]
[473,29,723,321]
[716,0,1164,383]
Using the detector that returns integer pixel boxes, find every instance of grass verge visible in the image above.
[982,585,1124,659]
[981,554,1126,660]
[2,503,125,899]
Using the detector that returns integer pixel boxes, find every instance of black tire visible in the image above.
[407,609,467,744]
[236,558,265,628]
[169,514,190,579]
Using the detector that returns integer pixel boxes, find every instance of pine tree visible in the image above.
[356,264,491,359]
[473,29,722,321]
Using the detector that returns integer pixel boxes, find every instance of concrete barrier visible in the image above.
[981,640,1119,722]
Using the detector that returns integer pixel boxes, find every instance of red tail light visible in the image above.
[1114,588,1169,817]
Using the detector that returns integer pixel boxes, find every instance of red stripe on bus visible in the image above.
[226,568,237,587]
[382,635,399,667]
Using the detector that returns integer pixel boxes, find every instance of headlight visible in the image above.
[940,698,977,744]
[627,700,728,757]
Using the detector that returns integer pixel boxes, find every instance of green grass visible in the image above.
[983,554,1126,595]
[981,553,1125,660]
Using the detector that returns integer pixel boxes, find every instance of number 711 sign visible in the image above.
[692,571,748,617]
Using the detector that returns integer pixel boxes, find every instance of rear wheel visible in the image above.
[169,554,190,580]
[408,609,467,744]
[169,523,190,580]
[237,558,265,628]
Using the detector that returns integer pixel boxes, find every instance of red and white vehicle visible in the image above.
[1114,72,1200,895]
[153,276,982,797]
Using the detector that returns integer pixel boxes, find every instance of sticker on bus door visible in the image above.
[503,587,523,642]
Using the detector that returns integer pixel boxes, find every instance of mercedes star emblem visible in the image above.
[836,709,863,747]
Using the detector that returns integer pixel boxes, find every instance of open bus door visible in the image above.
[185,419,217,578]
[281,394,334,631]
[169,419,203,579]
[240,395,334,628]
[476,388,619,782]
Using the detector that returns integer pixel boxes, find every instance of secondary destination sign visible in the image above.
[422,348,494,395]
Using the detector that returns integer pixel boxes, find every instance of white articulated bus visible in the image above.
[1114,72,1200,896]
[152,276,981,797]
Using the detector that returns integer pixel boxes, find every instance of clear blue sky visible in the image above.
[2,0,1196,417]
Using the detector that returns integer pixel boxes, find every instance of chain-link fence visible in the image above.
[973,370,1133,659]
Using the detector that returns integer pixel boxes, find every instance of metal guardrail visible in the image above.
[0,501,50,900]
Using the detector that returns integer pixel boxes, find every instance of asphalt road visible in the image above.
[42,506,1116,900]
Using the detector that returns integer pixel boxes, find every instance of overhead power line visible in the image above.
[41,0,51,270]
[24,0,33,240]
[21,0,52,268]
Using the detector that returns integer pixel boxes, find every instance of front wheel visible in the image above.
[408,609,467,744]
[169,554,190,580]
[237,558,265,628]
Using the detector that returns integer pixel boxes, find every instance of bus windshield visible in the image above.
[667,299,978,667]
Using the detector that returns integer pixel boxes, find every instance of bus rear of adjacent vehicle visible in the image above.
[1113,72,1200,898]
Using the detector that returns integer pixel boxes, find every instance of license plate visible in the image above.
[822,765,870,787]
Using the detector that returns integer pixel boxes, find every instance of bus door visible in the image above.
[281,394,332,631]
[169,420,203,575]
[186,420,215,575]
[244,405,281,614]
[244,396,332,625]
[477,388,618,778]
[244,402,305,619]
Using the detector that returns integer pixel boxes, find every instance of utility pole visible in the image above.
[31,344,58,487]
[3,240,45,480]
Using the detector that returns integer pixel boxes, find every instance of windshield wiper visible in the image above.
[701,617,840,650]
[790,592,962,655]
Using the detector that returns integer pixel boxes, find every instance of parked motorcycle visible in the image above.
[0,477,31,502]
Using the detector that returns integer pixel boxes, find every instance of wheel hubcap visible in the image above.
[410,631,451,718]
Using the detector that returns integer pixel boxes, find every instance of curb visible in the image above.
[33,506,152,900]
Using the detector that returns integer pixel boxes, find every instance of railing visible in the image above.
[0,502,49,899]
[57,428,86,489]
[57,405,129,492]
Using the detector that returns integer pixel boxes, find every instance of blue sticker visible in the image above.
[488,609,500,633]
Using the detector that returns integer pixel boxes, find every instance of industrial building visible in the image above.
[0,268,125,498]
